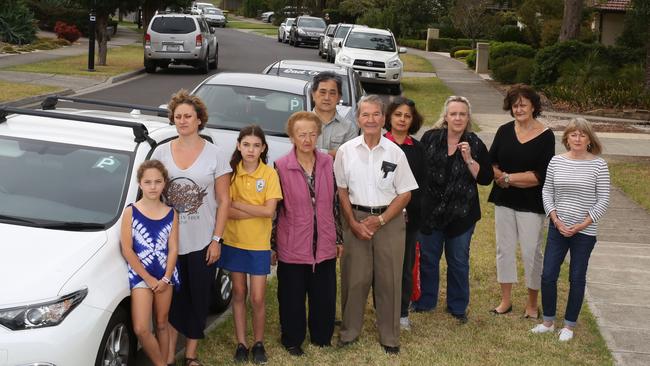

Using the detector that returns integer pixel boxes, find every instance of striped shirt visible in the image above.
[542,154,610,237]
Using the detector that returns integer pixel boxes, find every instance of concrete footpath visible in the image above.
[408,48,650,365]
[0,27,143,106]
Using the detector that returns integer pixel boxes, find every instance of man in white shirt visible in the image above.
[334,95,418,354]
[312,72,358,157]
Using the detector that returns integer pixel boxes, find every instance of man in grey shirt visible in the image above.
[312,72,358,157]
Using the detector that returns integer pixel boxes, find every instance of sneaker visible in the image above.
[381,344,400,355]
[233,343,248,363]
[559,327,574,341]
[251,341,268,364]
[399,316,411,330]
[530,323,555,334]
[284,345,304,356]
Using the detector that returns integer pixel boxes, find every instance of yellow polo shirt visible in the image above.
[223,161,282,250]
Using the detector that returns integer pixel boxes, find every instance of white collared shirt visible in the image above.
[334,135,418,206]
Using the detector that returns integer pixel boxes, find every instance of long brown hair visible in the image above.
[229,125,268,177]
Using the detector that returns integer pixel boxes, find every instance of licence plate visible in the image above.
[166,45,180,52]
[361,71,375,78]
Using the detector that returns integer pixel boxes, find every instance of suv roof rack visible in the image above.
[41,95,169,117]
[0,106,156,147]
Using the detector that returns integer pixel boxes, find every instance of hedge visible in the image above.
[465,50,476,69]
[426,38,489,52]
[491,55,534,84]
[489,42,536,67]
[398,39,426,50]
[449,45,471,57]
[454,49,473,59]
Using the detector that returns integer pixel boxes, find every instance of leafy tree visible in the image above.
[619,0,650,91]
[514,0,563,47]
[448,0,490,47]
[0,0,37,45]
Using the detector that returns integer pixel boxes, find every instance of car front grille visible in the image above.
[353,59,385,68]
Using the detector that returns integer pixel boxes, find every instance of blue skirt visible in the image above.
[217,243,271,275]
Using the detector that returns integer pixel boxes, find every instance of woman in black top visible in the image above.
[489,84,555,318]
[383,96,426,331]
[411,96,493,323]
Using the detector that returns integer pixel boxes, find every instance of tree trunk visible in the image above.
[95,13,109,66]
[646,39,650,92]
[143,0,162,34]
[559,0,583,41]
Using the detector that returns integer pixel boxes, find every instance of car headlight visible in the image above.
[338,54,352,65]
[297,28,306,35]
[388,58,402,68]
[0,289,87,330]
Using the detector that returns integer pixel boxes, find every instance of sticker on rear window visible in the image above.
[289,98,303,112]
[93,155,121,173]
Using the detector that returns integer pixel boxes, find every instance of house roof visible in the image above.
[593,0,631,11]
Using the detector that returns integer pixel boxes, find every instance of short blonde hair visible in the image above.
[561,117,602,155]
[433,95,473,133]
[286,111,322,137]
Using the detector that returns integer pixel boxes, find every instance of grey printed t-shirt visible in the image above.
[151,141,231,255]
[316,112,358,151]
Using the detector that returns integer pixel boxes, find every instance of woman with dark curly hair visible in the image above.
[383,97,426,330]
[152,89,232,366]
[489,84,555,319]
[412,96,493,323]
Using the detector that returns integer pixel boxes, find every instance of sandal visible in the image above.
[184,357,203,366]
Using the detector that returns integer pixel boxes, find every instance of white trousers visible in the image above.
[495,205,545,290]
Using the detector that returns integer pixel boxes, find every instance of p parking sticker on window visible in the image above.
[289,98,303,112]
[93,155,121,173]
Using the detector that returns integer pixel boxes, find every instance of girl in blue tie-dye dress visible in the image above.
[120,160,179,366]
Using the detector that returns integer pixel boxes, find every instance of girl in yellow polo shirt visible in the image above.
[219,125,283,364]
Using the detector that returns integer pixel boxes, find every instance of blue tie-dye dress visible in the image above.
[127,204,180,289]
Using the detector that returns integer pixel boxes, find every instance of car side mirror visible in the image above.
[338,41,342,47]
[280,22,285,27]
[210,27,216,34]
[399,47,407,54]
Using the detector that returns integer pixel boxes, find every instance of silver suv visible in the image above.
[144,13,218,74]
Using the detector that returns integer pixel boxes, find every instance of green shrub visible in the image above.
[398,39,426,50]
[495,25,528,44]
[454,49,473,59]
[465,50,476,69]
[449,45,471,57]
[427,38,471,52]
[1,44,18,53]
[544,82,650,110]
[489,42,536,67]
[0,0,37,45]
[491,55,534,84]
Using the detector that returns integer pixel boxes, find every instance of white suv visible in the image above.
[0,96,292,365]
[335,27,406,94]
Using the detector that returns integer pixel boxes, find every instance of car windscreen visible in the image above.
[345,32,396,52]
[0,137,131,229]
[298,18,326,29]
[204,8,223,15]
[270,68,351,106]
[334,25,351,38]
[151,17,197,34]
[195,85,306,136]
[286,19,295,26]
[326,25,336,36]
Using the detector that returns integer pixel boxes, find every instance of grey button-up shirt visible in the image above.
[316,112,358,152]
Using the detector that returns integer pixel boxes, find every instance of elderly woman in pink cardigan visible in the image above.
[272,111,343,357]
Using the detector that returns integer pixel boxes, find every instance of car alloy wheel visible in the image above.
[210,268,233,313]
[95,307,134,366]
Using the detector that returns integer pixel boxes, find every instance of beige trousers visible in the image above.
[495,205,545,290]
[339,209,405,347]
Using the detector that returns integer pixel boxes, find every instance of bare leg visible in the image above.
[184,338,199,362]
[231,272,249,346]
[132,289,166,366]
[249,275,267,343]
[167,325,179,364]
[525,288,539,316]
[153,285,173,365]
[495,283,513,312]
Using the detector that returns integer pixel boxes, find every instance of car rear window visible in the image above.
[298,18,326,29]
[151,17,197,34]
[345,32,396,52]
[270,68,352,106]
[334,25,351,38]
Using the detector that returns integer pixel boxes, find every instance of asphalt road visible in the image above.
[73,28,324,109]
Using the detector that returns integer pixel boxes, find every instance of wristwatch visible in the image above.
[212,235,224,244]
[504,174,510,184]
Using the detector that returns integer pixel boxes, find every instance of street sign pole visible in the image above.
[88,4,96,71]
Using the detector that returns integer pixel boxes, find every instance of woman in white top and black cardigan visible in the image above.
[531,118,610,341]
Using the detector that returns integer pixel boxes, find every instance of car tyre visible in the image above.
[94,307,135,366]
[209,47,218,70]
[293,39,300,47]
[198,53,209,74]
[144,59,156,73]
[390,83,402,95]
[277,32,282,42]
[209,268,233,313]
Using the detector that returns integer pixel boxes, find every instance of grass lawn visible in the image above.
[0,81,62,102]
[227,20,277,30]
[401,77,451,125]
[3,44,143,78]
[401,54,435,73]
[609,159,650,211]
[252,29,278,36]
[194,186,612,365]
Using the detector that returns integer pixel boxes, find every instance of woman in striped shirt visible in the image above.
[531,118,610,341]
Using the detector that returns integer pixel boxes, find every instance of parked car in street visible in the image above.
[335,27,406,94]
[289,15,326,47]
[319,24,336,58]
[191,1,217,14]
[277,17,295,43]
[191,72,313,141]
[203,7,227,27]
[327,23,366,63]
[144,12,219,74]
[0,96,235,366]
[262,59,365,121]
[260,10,275,23]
